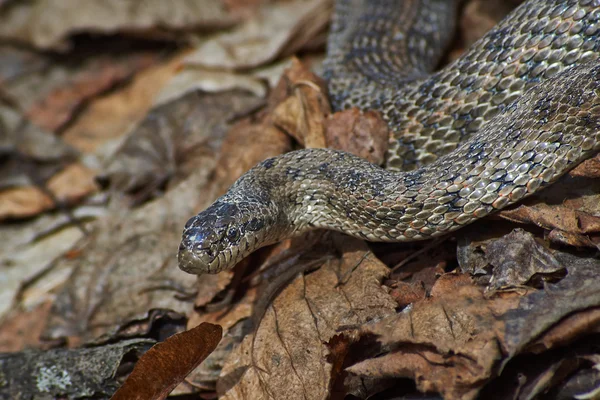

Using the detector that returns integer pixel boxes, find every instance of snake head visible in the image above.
[178,199,280,274]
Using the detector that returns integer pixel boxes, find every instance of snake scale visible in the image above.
[179,0,600,274]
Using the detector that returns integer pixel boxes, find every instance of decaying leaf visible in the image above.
[61,55,184,154]
[272,58,330,148]
[0,103,77,195]
[184,0,331,70]
[41,165,213,342]
[325,109,389,165]
[100,89,261,202]
[498,162,600,249]
[111,322,222,400]
[344,251,600,400]
[0,0,237,50]
[485,229,566,290]
[0,162,97,220]
[3,46,166,132]
[218,235,397,399]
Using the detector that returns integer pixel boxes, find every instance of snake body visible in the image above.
[179,0,600,274]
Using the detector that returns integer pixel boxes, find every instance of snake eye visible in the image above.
[227,228,240,243]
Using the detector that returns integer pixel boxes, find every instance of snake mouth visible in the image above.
[178,231,220,274]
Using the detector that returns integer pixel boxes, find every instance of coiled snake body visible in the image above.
[179,0,600,274]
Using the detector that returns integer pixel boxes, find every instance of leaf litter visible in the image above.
[0,0,599,399]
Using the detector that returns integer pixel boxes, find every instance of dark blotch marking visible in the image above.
[261,157,276,169]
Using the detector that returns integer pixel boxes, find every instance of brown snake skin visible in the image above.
[179,0,600,274]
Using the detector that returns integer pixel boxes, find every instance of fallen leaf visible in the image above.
[570,153,600,179]
[325,109,389,165]
[0,187,55,220]
[0,162,98,220]
[459,0,522,48]
[0,0,237,50]
[272,58,330,148]
[184,0,331,70]
[0,301,54,352]
[61,54,184,154]
[498,173,600,248]
[41,165,212,342]
[345,251,600,400]
[485,228,565,290]
[155,69,269,101]
[0,103,77,191]
[111,322,222,400]
[218,235,397,400]
[26,52,162,131]
[100,89,261,202]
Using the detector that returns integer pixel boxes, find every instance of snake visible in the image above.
[178,0,600,275]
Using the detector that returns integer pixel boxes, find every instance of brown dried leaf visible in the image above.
[570,153,600,178]
[0,0,236,50]
[0,301,53,352]
[325,109,389,165]
[100,89,261,201]
[60,55,183,153]
[346,252,600,400]
[501,252,600,356]
[272,58,330,148]
[184,0,331,70]
[0,186,55,220]
[348,276,506,400]
[485,228,565,290]
[529,308,600,353]
[111,322,222,400]
[389,281,426,309]
[0,162,97,220]
[460,0,522,48]
[27,53,161,131]
[498,172,600,248]
[218,236,397,400]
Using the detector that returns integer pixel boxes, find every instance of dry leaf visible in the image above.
[60,54,184,154]
[218,236,397,399]
[0,301,54,352]
[346,252,600,400]
[41,166,211,342]
[325,109,389,165]
[0,162,98,220]
[26,53,161,131]
[184,0,331,70]
[0,0,236,50]
[100,89,261,202]
[498,171,600,248]
[111,322,222,400]
[485,229,565,290]
[271,58,330,148]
